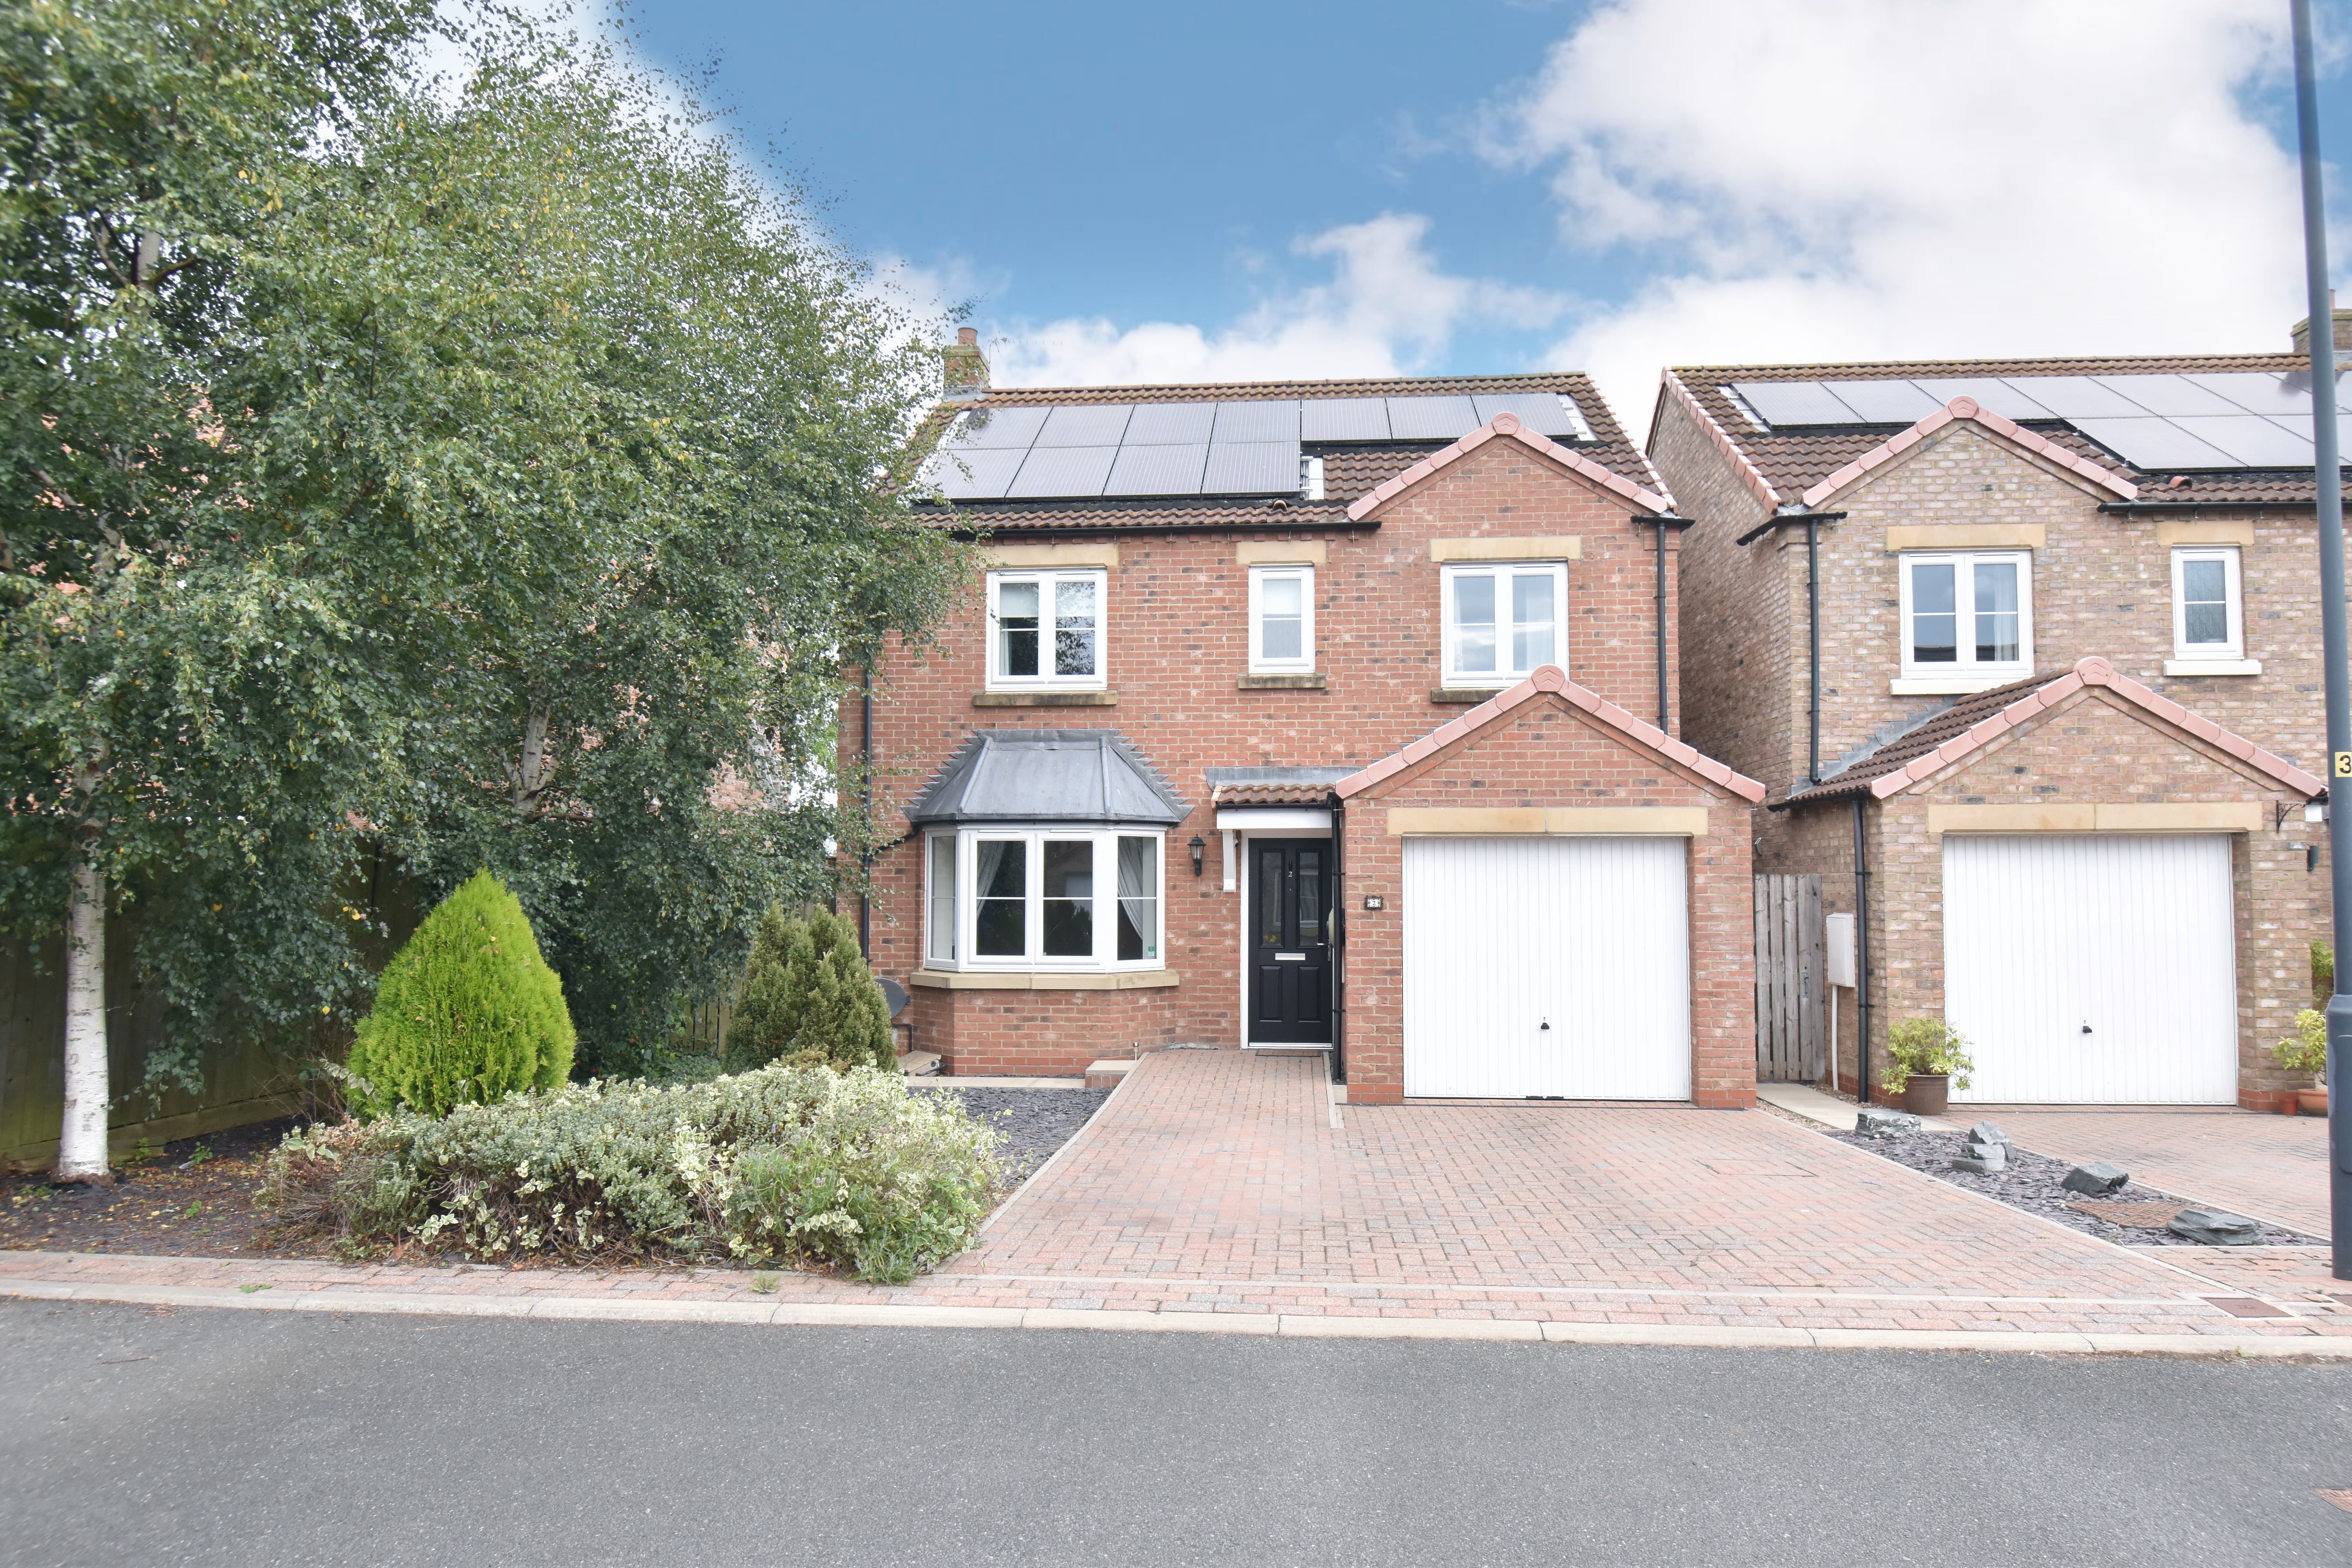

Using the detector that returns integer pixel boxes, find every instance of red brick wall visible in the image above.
[1336,693,1756,1107]
[853,437,1692,1077]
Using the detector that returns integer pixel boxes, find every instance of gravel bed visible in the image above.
[1827,1125,2319,1247]
[911,1085,1113,1184]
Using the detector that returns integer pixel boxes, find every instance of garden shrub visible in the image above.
[344,870,576,1117]
[2276,1008,2328,1082]
[1883,1016,1974,1092]
[256,1061,1000,1282]
[2315,940,2335,1012]
[723,908,893,1073]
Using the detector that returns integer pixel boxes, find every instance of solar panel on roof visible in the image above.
[1914,378,2056,419]
[2181,372,2312,416]
[1122,402,1216,445]
[1201,440,1301,494]
[1816,379,1944,423]
[2167,415,2314,466]
[924,446,1027,499]
[1384,395,1480,439]
[2086,374,2243,418]
[1300,397,1391,441]
[2003,376,2151,418]
[1102,443,1208,496]
[2067,417,2238,470]
[1730,381,1862,426]
[1210,400,1300,442]
[1470,392,1581,438]
[1004,445,1117,499]
[943,404,1050,449]
[1033,403,1134,447]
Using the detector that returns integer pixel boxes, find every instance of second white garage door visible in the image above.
[1402,836,1691,1100]
[1943,833,2237,1104]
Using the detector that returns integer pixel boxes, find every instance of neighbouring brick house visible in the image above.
[1650,331,2342,1109]
[848,340,1762,1105]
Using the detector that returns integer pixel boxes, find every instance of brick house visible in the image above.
[850,344,1762,1106]
[1649,333,2340,1109]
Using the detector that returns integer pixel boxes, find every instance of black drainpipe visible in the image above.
[858,666,873,958]
[1851,794,1871,1106]
[1330,793,1346,1085]
[1654,515,1670,731]
[1806,519,1821,784]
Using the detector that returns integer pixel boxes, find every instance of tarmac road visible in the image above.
[5,1299,2350,1567]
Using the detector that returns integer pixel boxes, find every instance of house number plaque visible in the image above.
[1362,895,1385,911]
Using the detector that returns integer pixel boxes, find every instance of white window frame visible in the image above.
[2170,546,2244,662]
[1248,564,1316,673]
[1440,561,1568,688]
[1896,550,2034,687]
[921,827,1165,973]
[985,569,1109,692]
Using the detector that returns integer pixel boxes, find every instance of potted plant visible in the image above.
[1884,1017,1974,1116]
[2275,1008,2328,1116]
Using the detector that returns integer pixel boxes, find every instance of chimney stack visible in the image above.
[2292,292,2352,356]
[943,327,989,400]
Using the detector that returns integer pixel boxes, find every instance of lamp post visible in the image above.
[2290,0,2352,1279]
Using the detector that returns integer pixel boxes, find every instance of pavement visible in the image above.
[5,1050,2351,1354]
[7,1299,2352,1568]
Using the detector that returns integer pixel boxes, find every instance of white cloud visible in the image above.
[1493,0,2317,439]
[984,214,1565,387]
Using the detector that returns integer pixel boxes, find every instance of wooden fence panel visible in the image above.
[1753,874,1824,1082]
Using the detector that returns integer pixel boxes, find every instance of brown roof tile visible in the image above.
[1782,672,2068,805]
[1210,782,1334,805]
[1671,354,2350,511]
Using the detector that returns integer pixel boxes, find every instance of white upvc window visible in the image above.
[922,828,1164,971]
[1898,551,2033,682]
[986,569,1107,690]
[2171,547,2243,661]
[1249,564,1315,673]
[1441,561,1567,687]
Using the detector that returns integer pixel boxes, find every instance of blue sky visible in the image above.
[619,1,2352,433]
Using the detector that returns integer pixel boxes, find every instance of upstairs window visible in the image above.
[1249,565,1316,673]
[1898,551,2032,681]
[987,570,1106,690]
[2171,547,2243,661]
[1441,562,1566,687]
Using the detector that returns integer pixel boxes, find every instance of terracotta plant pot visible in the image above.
[1902,1074,1950,1116]
[2299,1087,2330,1117]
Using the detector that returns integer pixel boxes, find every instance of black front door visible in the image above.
[1249,839,1333,1044]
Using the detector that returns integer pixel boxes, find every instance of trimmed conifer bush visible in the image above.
[345,870,576,1117]
[723,907,893,1073]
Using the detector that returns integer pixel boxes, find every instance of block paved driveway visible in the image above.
[1970,1106,2328,1236]
[949,1049,2343,1335]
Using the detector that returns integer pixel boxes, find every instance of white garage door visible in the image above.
[1943,834,2236,1104]
[1402,837,1691,1100]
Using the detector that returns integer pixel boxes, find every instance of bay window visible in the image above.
[1898,550,2032,684]
[987,569,1106,690]
[924,829,1164,971]
[1441,561,1566,686]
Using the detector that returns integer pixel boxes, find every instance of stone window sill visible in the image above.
[908,969,1180,991]
[2163,659,2262,677]
[972,690,1117,707]
[1238,672,1327,690]
[1888,673,2028,696]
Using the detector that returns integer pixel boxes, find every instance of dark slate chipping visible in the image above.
[904,729,1189,827]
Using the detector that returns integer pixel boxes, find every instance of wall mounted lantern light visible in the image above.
[1188,835,1207,878]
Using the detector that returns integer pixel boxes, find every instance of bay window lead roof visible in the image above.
[905,729,1189,827]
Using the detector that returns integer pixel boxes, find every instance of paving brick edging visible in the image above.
[7,1277,2348,1358]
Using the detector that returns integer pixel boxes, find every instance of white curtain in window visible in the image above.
[1117,837,1158,962]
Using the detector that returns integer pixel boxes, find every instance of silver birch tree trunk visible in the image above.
[56,845,111,1183]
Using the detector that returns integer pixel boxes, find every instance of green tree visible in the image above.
[725,908,892,1073]
[345,870,574,1117]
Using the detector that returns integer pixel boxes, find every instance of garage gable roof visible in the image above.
[1784,656,2323,805]
[1346,413,1674,522]
[1335,665,1766,804]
